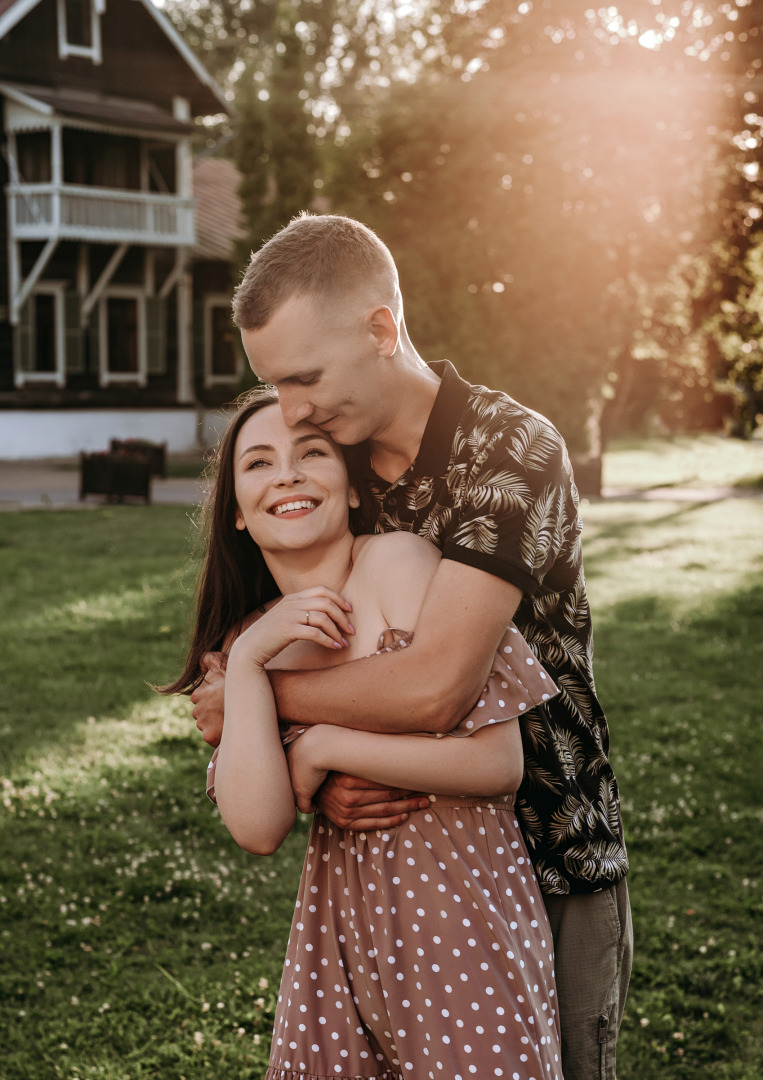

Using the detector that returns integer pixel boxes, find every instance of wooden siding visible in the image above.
[0,0,222,115]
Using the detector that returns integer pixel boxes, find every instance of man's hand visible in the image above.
[314,772,430,831]
[191,651,227,747]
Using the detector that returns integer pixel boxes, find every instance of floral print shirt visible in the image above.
[350,360,628,895]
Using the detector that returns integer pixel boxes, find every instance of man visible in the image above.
[194,213,632,1079]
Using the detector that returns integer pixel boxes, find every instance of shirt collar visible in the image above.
[353,359,471,487]
[415,360,472,478]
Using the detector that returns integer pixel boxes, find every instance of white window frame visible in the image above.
[204,293,243,388]
[56,0,103,64]
[16,283,66,388]
[98,286,147,387]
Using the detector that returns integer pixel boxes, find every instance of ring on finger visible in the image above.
[304,611,311,626]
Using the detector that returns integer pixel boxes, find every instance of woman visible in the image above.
[167,388,563,1080]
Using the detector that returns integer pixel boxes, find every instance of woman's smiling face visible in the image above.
[232,403,359,556]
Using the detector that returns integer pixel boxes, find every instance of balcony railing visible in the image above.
[7,183,195,246]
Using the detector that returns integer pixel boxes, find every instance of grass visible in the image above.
[1,469,761,1078]
[582,497,763,1078]
[603,432,763,491]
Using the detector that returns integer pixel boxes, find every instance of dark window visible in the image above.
[16,132,51,184]
[63,130,141,190]
[210,305,237,376]
[147,146,177,194]
[34,294,57,373]
[106,298,139,373]
[65,0,93,48]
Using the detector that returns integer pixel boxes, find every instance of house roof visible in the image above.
[0,80,195,135]
[0,0,230,113]
[192,156,247,262]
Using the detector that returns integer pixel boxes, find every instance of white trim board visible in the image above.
[0,408,206,458]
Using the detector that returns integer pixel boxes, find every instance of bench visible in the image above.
[109,439,167,477]
[79,451,152,504]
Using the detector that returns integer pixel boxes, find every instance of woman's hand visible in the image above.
[228,586,354,669]
[287,726,337,814]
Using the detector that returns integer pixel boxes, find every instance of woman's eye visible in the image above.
[304,447,326,458]
[247,458,269,469]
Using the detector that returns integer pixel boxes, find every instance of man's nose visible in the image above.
[280,393,314,427]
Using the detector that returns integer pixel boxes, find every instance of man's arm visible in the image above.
[271,558,522,734]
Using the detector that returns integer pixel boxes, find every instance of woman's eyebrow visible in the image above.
[293,433,332,445]
[238,443,274,458]
[238,433,330,459]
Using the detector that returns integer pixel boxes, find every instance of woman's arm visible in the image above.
[289,719,524,814]
[213,585,356,855]
[213,654,296,856]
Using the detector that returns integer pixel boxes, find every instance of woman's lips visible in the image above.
[268,498,320,516]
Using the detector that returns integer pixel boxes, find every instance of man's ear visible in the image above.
[348,486,361,510]
[234,507,247,531]
[367,305,399,358]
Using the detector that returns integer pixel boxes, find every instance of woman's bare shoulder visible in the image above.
[352,530,440,570]
[351,532,441,627]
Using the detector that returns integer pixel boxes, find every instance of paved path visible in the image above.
[1,459,761,510]
[0,459,206,509]
[599,484,762,502]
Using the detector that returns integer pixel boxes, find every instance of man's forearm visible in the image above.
[269,560,522,737]
[269,643,488,734]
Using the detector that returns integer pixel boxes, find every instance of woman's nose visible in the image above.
[274,458,305,485]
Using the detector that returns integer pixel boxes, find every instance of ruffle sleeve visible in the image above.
[374,625,559,739]
[206,720,308,804]
[205,623,559,801]
[206,747,218,804]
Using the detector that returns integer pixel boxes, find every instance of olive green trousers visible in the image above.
[544,878,633,1080]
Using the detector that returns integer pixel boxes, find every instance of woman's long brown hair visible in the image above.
[160,385,376,695]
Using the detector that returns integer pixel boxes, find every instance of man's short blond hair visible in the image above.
[232,213,400,330]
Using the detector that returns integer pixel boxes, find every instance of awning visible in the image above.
[0,80,194,136]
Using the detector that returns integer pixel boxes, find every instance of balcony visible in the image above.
[7,182,195,247]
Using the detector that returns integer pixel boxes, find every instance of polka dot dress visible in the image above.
[263,627,563,1080]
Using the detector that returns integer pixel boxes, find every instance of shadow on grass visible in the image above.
[0,507,199,774]
[582,498,730,578]
[591,580,763,1080]
[2,506,762,1079]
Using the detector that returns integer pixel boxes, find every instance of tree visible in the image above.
[327,20,732,454]
[233,24,318,253]
[166,0,763,441]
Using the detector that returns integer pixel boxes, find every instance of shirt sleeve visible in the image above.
[442,413,579,595]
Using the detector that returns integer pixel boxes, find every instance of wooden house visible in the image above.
[0,0,246,458]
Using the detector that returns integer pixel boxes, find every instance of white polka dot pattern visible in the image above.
[265,798,561,1080]
[263,628,562,1080]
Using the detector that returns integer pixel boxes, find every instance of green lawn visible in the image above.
[603,432,763,491]
[1,476,761,1078]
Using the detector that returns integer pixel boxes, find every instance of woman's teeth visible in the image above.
[271,500,318,516]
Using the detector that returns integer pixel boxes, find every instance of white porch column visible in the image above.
[51,123,62,230]
[173,97,192,199]
[176,262,194,404]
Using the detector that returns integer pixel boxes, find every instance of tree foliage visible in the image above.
[327,3,759,449]
[166,0,763,441]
